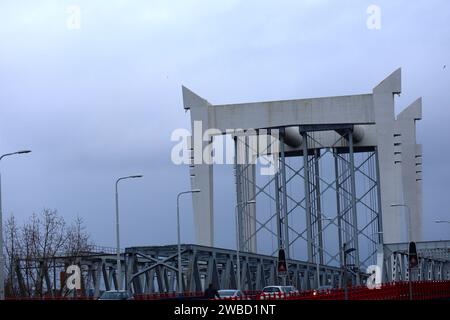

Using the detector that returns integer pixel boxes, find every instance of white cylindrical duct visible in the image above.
[282,126,303,147]
[352,125,365,143]
[335,125,365,143]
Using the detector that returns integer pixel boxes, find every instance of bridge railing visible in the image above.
[6,280,450,300]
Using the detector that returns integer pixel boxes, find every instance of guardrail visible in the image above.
[134,281,450,301]
[6,281,450,300]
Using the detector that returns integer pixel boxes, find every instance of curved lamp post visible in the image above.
[115,174,143,291]
[176,189,200,294]
[315,215,332,289]
[0,150,31,300]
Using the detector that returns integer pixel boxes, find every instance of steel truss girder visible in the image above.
[233,128,383,287]
[125,244,346,294]
[10,253,121,298]
[383,241,450,283]
[11,241,449,297]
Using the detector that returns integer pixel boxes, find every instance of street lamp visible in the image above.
[0,150,31,300]
[115,174,143,291]
[176,189,201,294]
[315,215,332,289]
[435,220,450,224]
[342,243,356,300]
[392,204,418,300]
[391,204,412,242]
[235,200,256,291]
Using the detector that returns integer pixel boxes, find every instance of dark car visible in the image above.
[98,290,134,300]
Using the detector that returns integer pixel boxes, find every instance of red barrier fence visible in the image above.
[296,281,450,300]
[134,291,204,300]
[133,280,450,301]
[217,281,450,301]
[6,281,450,300]
[6,296,97,301]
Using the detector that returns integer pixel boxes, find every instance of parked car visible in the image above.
[282,286,299,295]
[259,285,299,299]
[217,289,244,299]
[98,290,134,300]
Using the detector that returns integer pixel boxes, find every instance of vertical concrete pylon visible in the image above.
[372,68,403,243]
[415,144,423,240]
[397,98,423,241]
[182,86,214,246]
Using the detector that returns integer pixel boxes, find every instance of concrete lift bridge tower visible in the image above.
[182,69,423,282]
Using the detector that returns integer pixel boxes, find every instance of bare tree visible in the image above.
[3,215,20,296]
[64,216,92,257]
[2,209,94,297]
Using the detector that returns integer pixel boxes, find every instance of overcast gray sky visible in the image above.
[0,0,449,251]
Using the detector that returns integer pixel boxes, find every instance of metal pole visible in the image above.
[115,174,143,291]
[314,149,323,265]
[234,136,243,291]
[0,172,3,300]
[315,216,331,289]
[279,129,290,258]
[115,180,121,291]
[301,132,313,263]
[343,244,348,300]
[177,193,182,294]
[348,130,360,285]
[235,204,241,291]
[316,244,320,289]
[406,206,412,242]
[235,200,254,291]
[390,203,414,299]
[274,171,282,250]
[343,245,355,300]
[176,190,200,294]
[374,148,384,245]
[243,136,249,253]
[334,150,344,267]
[234,136,244,252]
[313,149,322,289]
[0,150,31,300]
[409,266,413,300]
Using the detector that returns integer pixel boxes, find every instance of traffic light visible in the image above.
[277,248,287,274]
[408,241,418,268]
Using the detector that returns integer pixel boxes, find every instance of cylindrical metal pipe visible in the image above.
[283,126,303,147]
[336,125,365,143]
[352,125,365,143]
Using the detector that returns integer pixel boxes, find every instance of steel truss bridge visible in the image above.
[8,241,450,298]
[6,71,450,299]
[383,240,450,282]
[180,69,425,292]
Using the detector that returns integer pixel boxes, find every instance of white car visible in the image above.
[259,285,299,299]
[217,289,244,299]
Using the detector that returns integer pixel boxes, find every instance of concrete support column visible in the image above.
[183,87,214,246]
[396,98,423,241]
[372,68,403,244]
